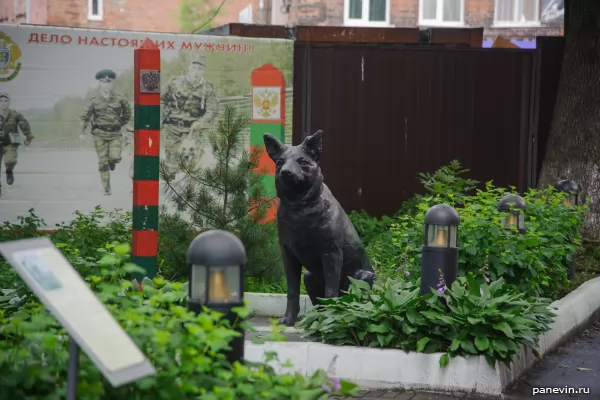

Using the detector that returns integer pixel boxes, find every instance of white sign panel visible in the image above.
[0,237,156,387]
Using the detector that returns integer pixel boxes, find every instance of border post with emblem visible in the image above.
[132,38,161,284]
[250,64,286,223]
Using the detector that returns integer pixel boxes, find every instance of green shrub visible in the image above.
[297,276,555,369]
[348,211,394,247]
[52,208,132,258]
[0,244,360,399]
[390,160,479,217]
[372,184,584,299]
[416,160,479,208]
[0,207,132,290]
[0,209,47,241]
[157,208,198,280]
[363,161,585,299]
[1,206,283,289]
[160,103,284,283]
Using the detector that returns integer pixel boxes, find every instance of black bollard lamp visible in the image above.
[556,179,581,207]
[498,195,526,234]
[187,229,246,363]
[555,180,582,280]
[420,204,460,295]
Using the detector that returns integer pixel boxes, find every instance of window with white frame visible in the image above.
[494,0,540,25]
[344,0,390,26]
[88,0,103,20]
[419,0,464,26]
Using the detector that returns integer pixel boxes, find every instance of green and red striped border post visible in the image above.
[132,38,161,286]
[250,64,286,223]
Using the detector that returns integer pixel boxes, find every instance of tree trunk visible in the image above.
[537,0,600,239]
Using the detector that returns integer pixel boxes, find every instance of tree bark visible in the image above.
[537,0,600,239]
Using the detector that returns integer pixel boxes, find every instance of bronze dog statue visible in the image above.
[264,130,376,326]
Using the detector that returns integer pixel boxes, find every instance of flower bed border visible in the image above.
[243,277,600,397]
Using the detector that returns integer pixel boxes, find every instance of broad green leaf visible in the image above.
[416,337,430,352]
[420,310,443,320]
[460,339,477,354]
[113,243,131,255]
[492,338,508,352]
[492,322,514,338]
[367,324,389,333]
[449,338,461,352]
[468,317,484,325]
[439,353,450,367]
[298,388,327,400]
[465,246,478,255]
[474,336,490,351]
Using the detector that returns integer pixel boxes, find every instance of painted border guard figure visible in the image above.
[0,93,34,197]
[161,54,219,179]
[80,69,132,195]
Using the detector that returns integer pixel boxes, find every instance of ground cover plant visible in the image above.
[297,275,555,368]
[298,161,596,369]
[0,243,360,399]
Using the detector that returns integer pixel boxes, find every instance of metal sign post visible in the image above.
[67,338,80,400]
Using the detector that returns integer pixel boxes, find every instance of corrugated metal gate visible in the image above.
[293,43,534,217]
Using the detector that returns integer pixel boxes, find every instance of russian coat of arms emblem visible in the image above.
[0,31,22,82]
[253,87,280,120]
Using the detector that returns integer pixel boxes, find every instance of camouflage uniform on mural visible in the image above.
[0,93,34,195]
[161,54,219,178]
[80,69,132,195]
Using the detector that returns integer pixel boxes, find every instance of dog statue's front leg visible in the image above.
[280,246,303,327]
[323,250,343,298]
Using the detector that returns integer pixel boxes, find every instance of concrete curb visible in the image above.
[243,277,600,398]
[245,293,313,318]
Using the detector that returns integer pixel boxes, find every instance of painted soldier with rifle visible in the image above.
[0,93,34,197]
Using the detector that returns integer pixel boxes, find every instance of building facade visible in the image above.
[2,0,564,41]
[280,0,564,40]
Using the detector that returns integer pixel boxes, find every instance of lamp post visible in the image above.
[420,204,460,295]
[187,229,246,364]
[556,179,581,280]
[556,179,581,207]
[498,195,526,234]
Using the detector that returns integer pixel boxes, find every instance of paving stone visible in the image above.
[355,391,385,398]
[387,392,419,399]
[350,390,465,400]
[506,319,600,400]
[409,392,464,400]
[379,390,410,398]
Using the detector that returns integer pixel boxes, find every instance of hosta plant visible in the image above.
[297,276,555,369]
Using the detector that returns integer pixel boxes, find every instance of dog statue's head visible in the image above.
[263,130,324,201]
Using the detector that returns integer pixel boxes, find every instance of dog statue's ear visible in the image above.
[301,130,323,162]
[263,133,287,161]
